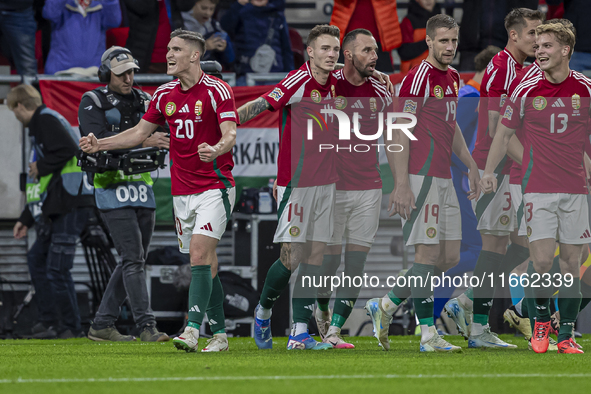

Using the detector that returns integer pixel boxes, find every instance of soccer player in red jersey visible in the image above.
[444,8,543,346]
[310,29,392,349]
[80,29,239,353]
[238,25,341,351]
[368,14,480,352]
[500,19,574,350]
[482,22,589,354]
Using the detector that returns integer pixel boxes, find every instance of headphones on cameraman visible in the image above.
[98,46,139,83]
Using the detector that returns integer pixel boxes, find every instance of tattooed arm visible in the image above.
[238,97,272,124]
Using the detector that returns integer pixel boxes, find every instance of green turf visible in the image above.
[1,335,589,394]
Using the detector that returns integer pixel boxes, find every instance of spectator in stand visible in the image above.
[546,0,591,71]
[398,0,441,74]
[182,0,235,69]
[220,0,293,80]
[42,0,121,75]
[123,0,196,73]
[330,0,401,72]
[0,0,37,76]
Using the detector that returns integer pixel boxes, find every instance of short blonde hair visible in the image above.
[6,84,42,110]
[536,23,576,58]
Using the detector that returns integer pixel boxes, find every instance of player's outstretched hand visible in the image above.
[480,172,497,194]
[389,184,416,219]
[79,133,99,153]
[467,168,481,201]
[198,143,218,162]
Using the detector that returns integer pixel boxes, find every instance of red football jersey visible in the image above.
[472,49,522,174]
[332,69,392,190]
[263,61,338,188]
[506,62,542,186]
[397,60,460,179]
[502,70,591,194]
[143,73,238,195]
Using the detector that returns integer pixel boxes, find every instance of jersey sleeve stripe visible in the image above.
[153,80,179,96]
[284,71,309,90]
[282,70,305,86]
[510,75,542,100]
[524,65,540,80]
[203,76,231,100]
[155,89,174,113]
[504,57,515,91]
[573,71,591,96]
[371,83,388,97]
[410,62,430,96]
[203,79,230,101]
[282,70,307,89]
[207,78,232,100]
[486,69,498,93]
[369,78,388,95]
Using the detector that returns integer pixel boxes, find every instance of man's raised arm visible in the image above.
[238,97,272,124]
[79,119,159,153]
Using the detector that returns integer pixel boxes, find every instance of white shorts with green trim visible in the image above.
[173,187,236,252]
[328,189,382,248]
[274,184,336,244]
[524,193,590,244]
[510,184,527,237]
[402,175,461,246]
[471,169,515,236]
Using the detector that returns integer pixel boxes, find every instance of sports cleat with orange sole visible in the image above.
[557,338,584,354]
[531,320,551,354]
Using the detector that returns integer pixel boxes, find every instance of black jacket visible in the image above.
[122,0,196,72]
[18,105,93,227]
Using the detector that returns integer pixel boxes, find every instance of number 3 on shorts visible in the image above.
[525,202,533,222]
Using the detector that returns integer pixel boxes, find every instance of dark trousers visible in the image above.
[27,207,93,333]
[0,6,37,76]
[92,208,156,329]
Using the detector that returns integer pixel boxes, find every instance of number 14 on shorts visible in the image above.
[288,203,304,222]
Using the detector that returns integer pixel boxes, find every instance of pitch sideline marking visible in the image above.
[2,373,591,384]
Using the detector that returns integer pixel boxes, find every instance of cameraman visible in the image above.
[79,46,170,342]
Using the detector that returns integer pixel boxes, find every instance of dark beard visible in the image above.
[352,55,373,79]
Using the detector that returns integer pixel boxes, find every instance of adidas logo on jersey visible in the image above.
[445,86,453,95]
[209,319,217,325]
[421,296,434,304]
[189,305,201,312]
[351,99,364,109]
[580,229,591,239]
[200,223,213,231]
[179,104,190,113]
[552,98,565,108]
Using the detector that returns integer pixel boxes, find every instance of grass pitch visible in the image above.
[1,335,589,394]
